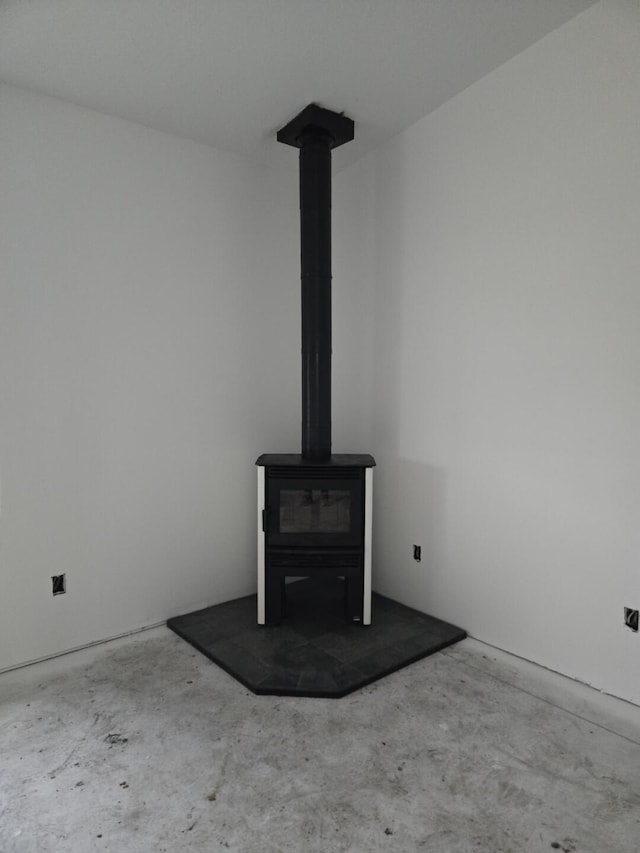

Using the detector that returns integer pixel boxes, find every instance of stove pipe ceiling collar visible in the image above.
[277,104,355,461]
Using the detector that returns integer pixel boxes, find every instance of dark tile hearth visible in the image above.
[167,578,466,697]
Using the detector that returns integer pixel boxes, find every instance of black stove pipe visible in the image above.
[277,105,354,462]
[299,128,332,460]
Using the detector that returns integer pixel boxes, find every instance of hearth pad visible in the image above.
[167,578,466,698]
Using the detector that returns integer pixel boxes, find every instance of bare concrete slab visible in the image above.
[1,630,640,852]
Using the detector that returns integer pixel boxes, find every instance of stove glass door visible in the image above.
[280,488,350,534]
[266,472,363,548]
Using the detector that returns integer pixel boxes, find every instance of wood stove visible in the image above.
[257,454,374,624]
[257,105,375,625]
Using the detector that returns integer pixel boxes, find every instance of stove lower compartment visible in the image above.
[264,550,366,624]
[256,454,375,626]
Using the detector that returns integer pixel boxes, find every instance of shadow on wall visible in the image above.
[372,456,449,615]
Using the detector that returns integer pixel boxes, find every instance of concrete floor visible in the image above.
[1,628,639,853]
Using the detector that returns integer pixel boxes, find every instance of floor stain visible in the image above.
[105,733,128,747]
[551,840,577,852]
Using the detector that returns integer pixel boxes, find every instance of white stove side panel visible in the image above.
[363,468,373,625]
[257,467,265,624]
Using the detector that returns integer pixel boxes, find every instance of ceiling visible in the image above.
[0,0,597,170]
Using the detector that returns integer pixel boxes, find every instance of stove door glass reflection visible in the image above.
[280,489,350,534]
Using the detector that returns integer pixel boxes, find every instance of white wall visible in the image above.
[0,84,377,672]
[0,85,286,670]
[0,84,279,670]
[356,0,640,704]
[333,155,376,454]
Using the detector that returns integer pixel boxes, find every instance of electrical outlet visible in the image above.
[413,545,422,562]
[52,574,66,596]
[624,607,638,632]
